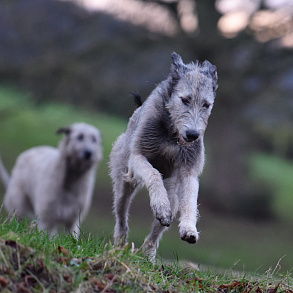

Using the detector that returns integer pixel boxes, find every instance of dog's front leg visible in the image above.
[178,171,200,244]
[129,154,172,226]
[71,219,81,239]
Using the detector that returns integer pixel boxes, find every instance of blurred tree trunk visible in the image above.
[196,0,221,42]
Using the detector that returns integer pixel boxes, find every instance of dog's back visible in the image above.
[110,105,142,179]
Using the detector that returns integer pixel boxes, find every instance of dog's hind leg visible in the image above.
[70,219,81,239]
[37,218,58,236]
[142,219,169,262]
[113,180,138,245]
[142,176,179,262]
[4,184,34,220]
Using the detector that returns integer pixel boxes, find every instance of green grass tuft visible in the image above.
[0,216,292,292]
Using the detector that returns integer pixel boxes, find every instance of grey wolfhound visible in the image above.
[0,122,102,236]
[110,52,218,261]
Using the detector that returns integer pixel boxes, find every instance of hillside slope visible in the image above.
[0,217,292,293]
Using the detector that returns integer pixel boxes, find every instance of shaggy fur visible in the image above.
[110,52,218,261]
[0,123,102,236]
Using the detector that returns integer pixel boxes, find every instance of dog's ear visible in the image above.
[131,92,143,108]
[171,52,186,81]
[201,60,218,95]
[56,126,71,136]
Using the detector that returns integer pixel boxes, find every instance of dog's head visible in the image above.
[165,52,218,147]
[57,123,102,172]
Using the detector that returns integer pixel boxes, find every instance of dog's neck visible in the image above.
[62,161,90,190]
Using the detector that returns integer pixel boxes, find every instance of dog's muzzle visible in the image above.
[82,150,92,160]
[185,130,199,142]
[177,130,199,146]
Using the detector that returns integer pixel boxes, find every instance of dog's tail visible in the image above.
[131,92,143,108]
[0,151,9,189]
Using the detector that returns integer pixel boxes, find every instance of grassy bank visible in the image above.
[0,217,292,292]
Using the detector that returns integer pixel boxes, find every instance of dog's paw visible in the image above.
[151,198,172,226]
[156,213,172,226]
[155,207,172,227]
[180,229,199,244]
[113,225,129,246]
[142,241,157,263]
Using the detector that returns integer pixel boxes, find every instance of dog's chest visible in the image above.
[148,154,175,179]
[139,117,199,178]
[55,191,84,222]
[141,136,200,178]
[139,128,176,178]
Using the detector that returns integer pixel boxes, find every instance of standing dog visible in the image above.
[0,123,102,236]
[110,52,218,261]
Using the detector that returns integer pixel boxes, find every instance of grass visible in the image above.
[0,216,292,292]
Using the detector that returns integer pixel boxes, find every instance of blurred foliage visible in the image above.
[250,153,293,222]
[1,0,293,219]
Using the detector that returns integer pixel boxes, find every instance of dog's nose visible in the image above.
[83,150,92,160]
[185,130,199,142]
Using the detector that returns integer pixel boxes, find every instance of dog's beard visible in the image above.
[66,156,93,174]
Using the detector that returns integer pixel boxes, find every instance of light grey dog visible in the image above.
[0,122,102,236]
[110,52,218,261]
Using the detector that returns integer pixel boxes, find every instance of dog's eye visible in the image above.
[77,134,84,141]
[180,96,191,106]
[92,136,97,143]
[203,102,210,109]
